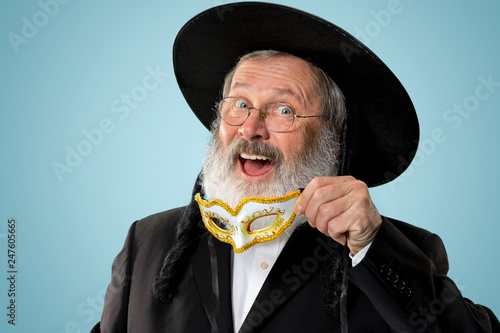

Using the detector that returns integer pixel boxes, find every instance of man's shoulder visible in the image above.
[131,206,188,242]
[378,216,449,273]
[384,216,433,241]
[383,216,445,250]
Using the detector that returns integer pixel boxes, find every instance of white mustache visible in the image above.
[227,138,284,165]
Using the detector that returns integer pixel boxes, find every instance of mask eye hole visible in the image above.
[247,213,280,232]
[217,219,233,231]
[205,212,232,231]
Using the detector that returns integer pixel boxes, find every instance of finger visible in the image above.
[313,194,353,228]
[313,192,354,234]
[294,176,354,216]
[320,216,348,245]
[301,181,357,227]
[329,198,381,253]
[310,179,371,227]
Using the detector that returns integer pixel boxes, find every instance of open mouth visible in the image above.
[239,152,274,177]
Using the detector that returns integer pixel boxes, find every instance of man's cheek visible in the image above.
[218,124,237,148]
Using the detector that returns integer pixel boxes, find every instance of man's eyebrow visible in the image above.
[271,87,295,97]
[231,82,296,97]
[231,81,246,90]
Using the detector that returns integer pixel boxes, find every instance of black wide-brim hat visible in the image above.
[173,2,419,187]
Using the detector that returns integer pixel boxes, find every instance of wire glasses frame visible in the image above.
[217,97,321,132]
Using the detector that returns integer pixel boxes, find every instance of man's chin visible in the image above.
[229,172,279,199]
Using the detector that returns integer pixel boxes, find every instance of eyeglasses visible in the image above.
[217,97,321,132]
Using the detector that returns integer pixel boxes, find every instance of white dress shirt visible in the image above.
[231,222,370,332]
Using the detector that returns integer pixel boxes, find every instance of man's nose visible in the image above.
[238,108,270,140]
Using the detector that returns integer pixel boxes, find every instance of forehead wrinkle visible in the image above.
[230,64,316,111]
[231,82,295,99]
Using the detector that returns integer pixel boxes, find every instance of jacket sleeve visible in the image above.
[96,221,138,333]
[349,217,500,333]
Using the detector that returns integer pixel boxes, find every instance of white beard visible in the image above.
[201,121,340,228]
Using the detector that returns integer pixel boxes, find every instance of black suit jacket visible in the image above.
[92,207,499,332]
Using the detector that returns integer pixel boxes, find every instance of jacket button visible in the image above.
[387,273,399,283]
[401,288,412,298]
[394,280,406,290]
[380,264,392,275]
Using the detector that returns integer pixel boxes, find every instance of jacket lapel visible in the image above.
[214,236,234,332]
[190,232,234,332]
[190,225,340,333]
[239,225,340,333]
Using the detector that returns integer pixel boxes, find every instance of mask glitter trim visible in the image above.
[195,190,301,253]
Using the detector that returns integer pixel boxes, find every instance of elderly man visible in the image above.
[93,3,499,332]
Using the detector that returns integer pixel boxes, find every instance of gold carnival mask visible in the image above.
[195,190,301,253]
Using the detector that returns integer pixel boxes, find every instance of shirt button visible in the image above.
[260,262,269,270]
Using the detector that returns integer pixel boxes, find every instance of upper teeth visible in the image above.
[240,153,269,161]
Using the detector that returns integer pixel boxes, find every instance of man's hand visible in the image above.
[294,176,382,254]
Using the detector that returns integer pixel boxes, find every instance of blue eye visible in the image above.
[235,99,248,108]
[277,106,293,115]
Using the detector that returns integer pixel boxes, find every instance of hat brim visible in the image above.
[173,2,419,187]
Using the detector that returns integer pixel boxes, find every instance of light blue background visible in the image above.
[1,0,499,331]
